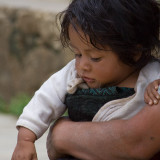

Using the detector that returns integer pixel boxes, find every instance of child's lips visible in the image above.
[82,77,95,83]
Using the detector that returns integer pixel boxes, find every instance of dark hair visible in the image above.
[58,0,160,68]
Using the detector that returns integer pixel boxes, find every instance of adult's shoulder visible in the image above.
[139,60,160,81]
[142,59,160,70]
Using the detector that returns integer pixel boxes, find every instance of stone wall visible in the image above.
[0,7,73,101]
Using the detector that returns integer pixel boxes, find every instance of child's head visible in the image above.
[58,0,160,69]
[67,25,139,88]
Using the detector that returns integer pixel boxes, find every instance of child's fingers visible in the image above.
[153,80,160,90]
[151,86,160,99]
[148,88,159,105]
[157,79,160,85]
[144,90,153,105]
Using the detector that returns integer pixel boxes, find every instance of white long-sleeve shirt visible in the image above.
[16,59,77,138]
[16,59,160,139]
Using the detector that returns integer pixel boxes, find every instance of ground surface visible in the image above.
[0,113,49,160]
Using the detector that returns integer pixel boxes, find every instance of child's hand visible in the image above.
[11,140,37,160]
[144,79,160,106]
[11,127,37,160]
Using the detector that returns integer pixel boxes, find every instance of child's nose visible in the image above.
[78,57,91,71]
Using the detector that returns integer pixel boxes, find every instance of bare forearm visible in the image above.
[53,120,132,160]
[12,127,38,160]
[53,104,160,160]
[17,127,37,143]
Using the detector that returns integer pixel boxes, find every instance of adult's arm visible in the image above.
[50,103,160,160]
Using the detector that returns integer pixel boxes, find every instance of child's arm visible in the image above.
[11,127,37,160]
[12,60,76,160]
[144,79,160,105]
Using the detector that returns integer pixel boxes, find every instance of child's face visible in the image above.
[69,25,138,88]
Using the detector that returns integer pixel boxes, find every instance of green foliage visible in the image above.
[0,98,7,113]
[63,110,68,116]
[8,93,31,117]
[0,93,31,117]
[0,93,68,117]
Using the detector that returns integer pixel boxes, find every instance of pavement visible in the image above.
[0,113,49,160]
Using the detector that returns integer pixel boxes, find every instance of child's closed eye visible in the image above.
[75,53,82,58]
[90,57,102,62]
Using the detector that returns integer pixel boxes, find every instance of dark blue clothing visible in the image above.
[65,87,135,122]
[56,87,135,160]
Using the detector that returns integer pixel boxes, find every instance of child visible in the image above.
[11,0,160,160]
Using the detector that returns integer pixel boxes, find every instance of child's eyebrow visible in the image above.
[69,43,95,52]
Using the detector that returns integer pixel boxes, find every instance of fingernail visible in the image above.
[149,101,153,105]
[154,100,158,104]
[155,86,158,90]
[157,95,160,99]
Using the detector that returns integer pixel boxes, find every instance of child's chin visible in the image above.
[87,83,102,89]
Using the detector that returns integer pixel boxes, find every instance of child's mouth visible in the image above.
[82,77,95,83]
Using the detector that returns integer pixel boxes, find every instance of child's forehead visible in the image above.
[68,24,111,51]
[68,25,90,44]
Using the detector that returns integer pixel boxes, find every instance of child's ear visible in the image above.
[134,52,142,62]
[134,45,142,62]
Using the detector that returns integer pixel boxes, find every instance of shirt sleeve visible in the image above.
[16,59,76,138]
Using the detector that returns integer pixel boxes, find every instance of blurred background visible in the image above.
[0,0,72,115]
[1,0,160,160]
[0,0,72,159]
